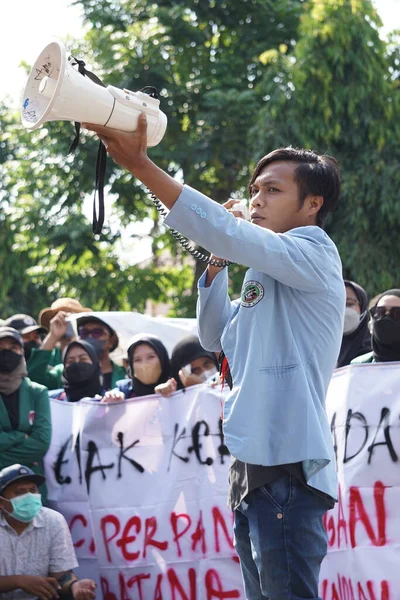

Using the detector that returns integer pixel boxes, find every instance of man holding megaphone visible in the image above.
[82,116,345,600]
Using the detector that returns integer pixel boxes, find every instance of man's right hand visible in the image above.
[49,312,69,341]
[41,312,70,351]
[18,575,61,600]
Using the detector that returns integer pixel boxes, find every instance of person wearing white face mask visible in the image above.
[336,280,372,368]
[0,464,96,600]
[155,335,219,397]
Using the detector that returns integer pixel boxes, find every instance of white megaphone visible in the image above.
[21,40,167,147]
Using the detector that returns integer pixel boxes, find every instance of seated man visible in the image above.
[0,464,96,600]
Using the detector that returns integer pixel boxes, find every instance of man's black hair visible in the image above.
[248,147,341,228]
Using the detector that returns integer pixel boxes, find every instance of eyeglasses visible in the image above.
[370,306,400,322]
[346,298,359,308]
[78,327,107,339]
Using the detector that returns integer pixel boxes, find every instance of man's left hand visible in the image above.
[71,579,96,600]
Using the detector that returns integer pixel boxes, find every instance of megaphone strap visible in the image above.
[66,56,108,235]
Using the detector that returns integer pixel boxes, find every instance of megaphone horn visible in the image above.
[21,40,167,147]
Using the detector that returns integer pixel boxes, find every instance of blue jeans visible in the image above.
[233,473,330,600]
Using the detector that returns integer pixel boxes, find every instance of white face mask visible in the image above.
[343,307,361,335]
[198,367,218,382]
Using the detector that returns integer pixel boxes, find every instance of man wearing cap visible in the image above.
[27,299,91,389]
[5,315,47,363]
[0,464,96,600]
[0,327,51,503]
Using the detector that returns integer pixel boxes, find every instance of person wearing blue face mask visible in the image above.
[0,464,96,600]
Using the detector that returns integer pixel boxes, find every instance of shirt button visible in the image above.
[277,513,283,520]
[201,212,207,218]
[196,207,202,215]
[191,203,197,211]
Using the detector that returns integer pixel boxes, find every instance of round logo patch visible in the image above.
[241,280,264,308]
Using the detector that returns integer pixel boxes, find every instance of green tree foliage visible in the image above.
[0,0,398,320]
[251,0,400,295]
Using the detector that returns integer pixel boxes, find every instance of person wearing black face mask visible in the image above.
[0,327,51,503]
[4,314,47,362]
[49,340,106,403]
[352,289,400,364]
[27,315,126,391]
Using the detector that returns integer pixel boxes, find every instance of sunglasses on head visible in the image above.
[78,327,107,339]
[370,306,400,322]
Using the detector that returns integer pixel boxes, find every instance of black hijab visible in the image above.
[127,334,170,397]
[62,340,103,402]
[170,336,219,390]
[372,289,400,363]
[337,281,372,368]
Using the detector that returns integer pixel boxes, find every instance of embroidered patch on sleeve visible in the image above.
[241,281,264,307]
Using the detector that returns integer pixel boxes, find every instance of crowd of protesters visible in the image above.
[0,285,399,598]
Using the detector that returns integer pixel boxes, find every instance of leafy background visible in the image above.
[1,0,399,319]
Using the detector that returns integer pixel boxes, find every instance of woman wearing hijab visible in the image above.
[337,280,372,368]
[155,335,219,397]
[0,327,51,502]
[352,289,400,364]
[49,340,105,402]
[104,334,170,401]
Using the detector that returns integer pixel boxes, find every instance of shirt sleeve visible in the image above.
[165,185,337,293]
[27,349,64,390]
[196,268,239,352]
[0,430,26,452]
[0,386,51,464]
[48,511,79,573]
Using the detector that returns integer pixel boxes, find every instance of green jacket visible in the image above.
[0,377,51,503]
[351,351,375,364]
[27,349,126,390]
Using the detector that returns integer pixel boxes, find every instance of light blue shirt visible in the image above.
[165,185,345,499]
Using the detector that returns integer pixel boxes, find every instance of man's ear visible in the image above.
[308,195,324,217]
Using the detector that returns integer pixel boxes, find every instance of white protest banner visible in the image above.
[320,363,400,600]
[45,363,400,600]
[44,399,100,586]
[67,311,197,358]
[80,385,244,600]
[45,386,245,599]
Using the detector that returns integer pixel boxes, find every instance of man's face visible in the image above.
[0,338,23,355]
[22,330,42,344]
[189,356,216,377]
[78,321,113,353]
[3,479,39,500]
[249,161,321,233]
